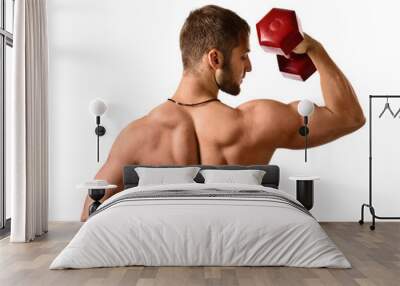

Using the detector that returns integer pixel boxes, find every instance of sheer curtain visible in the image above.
[9,0,48,242]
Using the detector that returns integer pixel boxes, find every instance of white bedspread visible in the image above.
[50,183,351,269]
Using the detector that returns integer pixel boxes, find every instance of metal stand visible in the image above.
[94,116,106,163]
[359,95,400,230]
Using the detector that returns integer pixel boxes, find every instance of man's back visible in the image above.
[128,101,200,165]
[137,99,274,166]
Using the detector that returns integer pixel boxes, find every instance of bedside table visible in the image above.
[289,176,320,210]
[77,180,117,215]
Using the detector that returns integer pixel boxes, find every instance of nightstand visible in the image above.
[289,176,320,210]
[77,180,117,215]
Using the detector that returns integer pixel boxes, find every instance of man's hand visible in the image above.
[292,33,320,55]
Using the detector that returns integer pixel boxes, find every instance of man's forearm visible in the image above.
[308,42,365,124]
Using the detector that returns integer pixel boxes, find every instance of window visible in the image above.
[0,0,14,237]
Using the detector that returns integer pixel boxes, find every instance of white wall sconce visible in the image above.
[297,99,315,163]
[89,98,107,162]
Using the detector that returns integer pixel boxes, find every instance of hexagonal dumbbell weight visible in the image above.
[256,8,316,81]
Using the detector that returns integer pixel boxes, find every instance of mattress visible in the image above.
[50,183,351,269]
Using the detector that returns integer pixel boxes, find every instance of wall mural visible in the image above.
[79,5,365,222]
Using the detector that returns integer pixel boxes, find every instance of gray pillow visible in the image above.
[135,167,201,186]
[200,169,266,185]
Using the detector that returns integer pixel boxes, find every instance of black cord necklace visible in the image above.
[167,98,220,106]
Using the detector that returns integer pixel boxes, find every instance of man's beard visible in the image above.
[215,63,241,96]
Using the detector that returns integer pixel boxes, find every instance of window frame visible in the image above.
[0,0,14,236]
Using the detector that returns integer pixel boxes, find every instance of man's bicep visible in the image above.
[95,157,124,189]
[241,99,346,150]
[80,125,138,221]
[279,101,348,149]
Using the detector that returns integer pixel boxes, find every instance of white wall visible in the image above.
[47,0,400,221]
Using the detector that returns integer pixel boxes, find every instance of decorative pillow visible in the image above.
[200,169,266,185]
[135,167,201,186]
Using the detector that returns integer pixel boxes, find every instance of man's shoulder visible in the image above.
[147,101,195,129]
[121,115,148,135]
[237,98,301,120]
[111,116,148,153]
[236,99,285,125]
[237,99,283,113]
[119,102,192,142]
[235,98,301,142]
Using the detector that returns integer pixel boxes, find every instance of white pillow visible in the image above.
[200,169,266,185]
[135,167,201,186]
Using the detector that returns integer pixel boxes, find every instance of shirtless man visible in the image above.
[80,5,365,222]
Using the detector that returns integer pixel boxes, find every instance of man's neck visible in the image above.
[171,70,219,104]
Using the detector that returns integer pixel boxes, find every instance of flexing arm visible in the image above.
[80,122,141,222]
[239,34,365,149]
[79,156,125,222]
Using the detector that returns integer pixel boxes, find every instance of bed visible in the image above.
[49,164,351,269]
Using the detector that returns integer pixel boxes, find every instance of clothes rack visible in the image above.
[359,95,400,230]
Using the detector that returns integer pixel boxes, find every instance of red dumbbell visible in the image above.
[256,8,316,81]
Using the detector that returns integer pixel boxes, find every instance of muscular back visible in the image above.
[130,100,274,166]
[95,96,363,194]
[131,102,201,165]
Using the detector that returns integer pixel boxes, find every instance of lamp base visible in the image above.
[95,125,106,136]
[296,180,314,210]
[88,188,105,215]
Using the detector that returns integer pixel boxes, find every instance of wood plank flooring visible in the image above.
[0,222,399,286]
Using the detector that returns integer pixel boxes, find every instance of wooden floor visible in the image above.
[0,222,399,286]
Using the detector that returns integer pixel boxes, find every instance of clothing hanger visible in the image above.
[378,97,395,118]
[393,104,400,118]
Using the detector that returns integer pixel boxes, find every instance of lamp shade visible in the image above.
[297,99,314,117]
[89,98,107,116]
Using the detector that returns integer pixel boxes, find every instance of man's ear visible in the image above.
[207,49,224,70]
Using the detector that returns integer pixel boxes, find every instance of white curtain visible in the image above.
[10,0,48,242]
